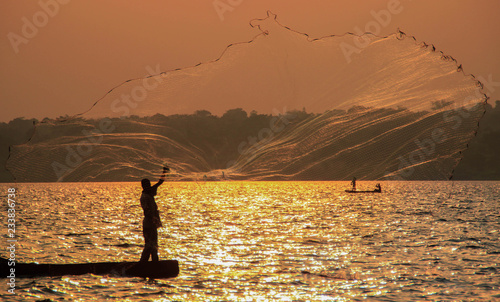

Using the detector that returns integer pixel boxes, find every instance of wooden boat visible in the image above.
[345,189,381,193]
[1,258,179,279]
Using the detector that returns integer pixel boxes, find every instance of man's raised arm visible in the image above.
[154,166,169,187]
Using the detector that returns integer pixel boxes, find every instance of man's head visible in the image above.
[141,178,151,189]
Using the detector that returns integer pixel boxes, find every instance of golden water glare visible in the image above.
[1,181,499,300]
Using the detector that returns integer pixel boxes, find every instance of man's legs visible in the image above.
[140,227,159,262]
[140,246,152,262]
[151,227,159,262]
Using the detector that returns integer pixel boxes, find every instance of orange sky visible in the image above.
[1,0,499,122]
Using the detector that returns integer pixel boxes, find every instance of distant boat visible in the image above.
[346,182,381,193]
[1,258,179,279]
[345,189,381,193]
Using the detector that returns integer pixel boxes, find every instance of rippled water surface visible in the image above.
[1,181,499,301]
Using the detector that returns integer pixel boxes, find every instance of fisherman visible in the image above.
[375,183,382,193]
[351,177,357,191]
[140,166,169,262]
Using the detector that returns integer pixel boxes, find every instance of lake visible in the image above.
[1,181,499,301]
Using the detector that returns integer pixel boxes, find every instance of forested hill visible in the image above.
[1,103,499,182]
[452,101,500,180]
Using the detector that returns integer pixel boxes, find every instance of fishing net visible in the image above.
[7,12,487,182]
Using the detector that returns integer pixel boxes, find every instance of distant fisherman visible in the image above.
[351,177,357,191]
[140,166,169,262]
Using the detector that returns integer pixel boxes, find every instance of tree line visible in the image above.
[1,103,499,181]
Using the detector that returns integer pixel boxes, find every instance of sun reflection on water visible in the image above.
[2,181,500,300]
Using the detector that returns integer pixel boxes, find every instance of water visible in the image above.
[1,181,499,301]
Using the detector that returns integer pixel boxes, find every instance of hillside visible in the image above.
[3,103,493,182]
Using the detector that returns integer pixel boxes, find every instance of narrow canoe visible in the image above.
[345,190,381,193]
[1,258,179,279]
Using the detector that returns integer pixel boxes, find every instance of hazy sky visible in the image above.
[1,0,499,122]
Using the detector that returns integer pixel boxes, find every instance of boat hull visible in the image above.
[1,259,179,279]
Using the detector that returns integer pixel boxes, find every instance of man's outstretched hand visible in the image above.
[160,166,169,181]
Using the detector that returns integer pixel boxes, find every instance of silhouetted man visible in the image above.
[351,177,357,191]
[140,166,169,262]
